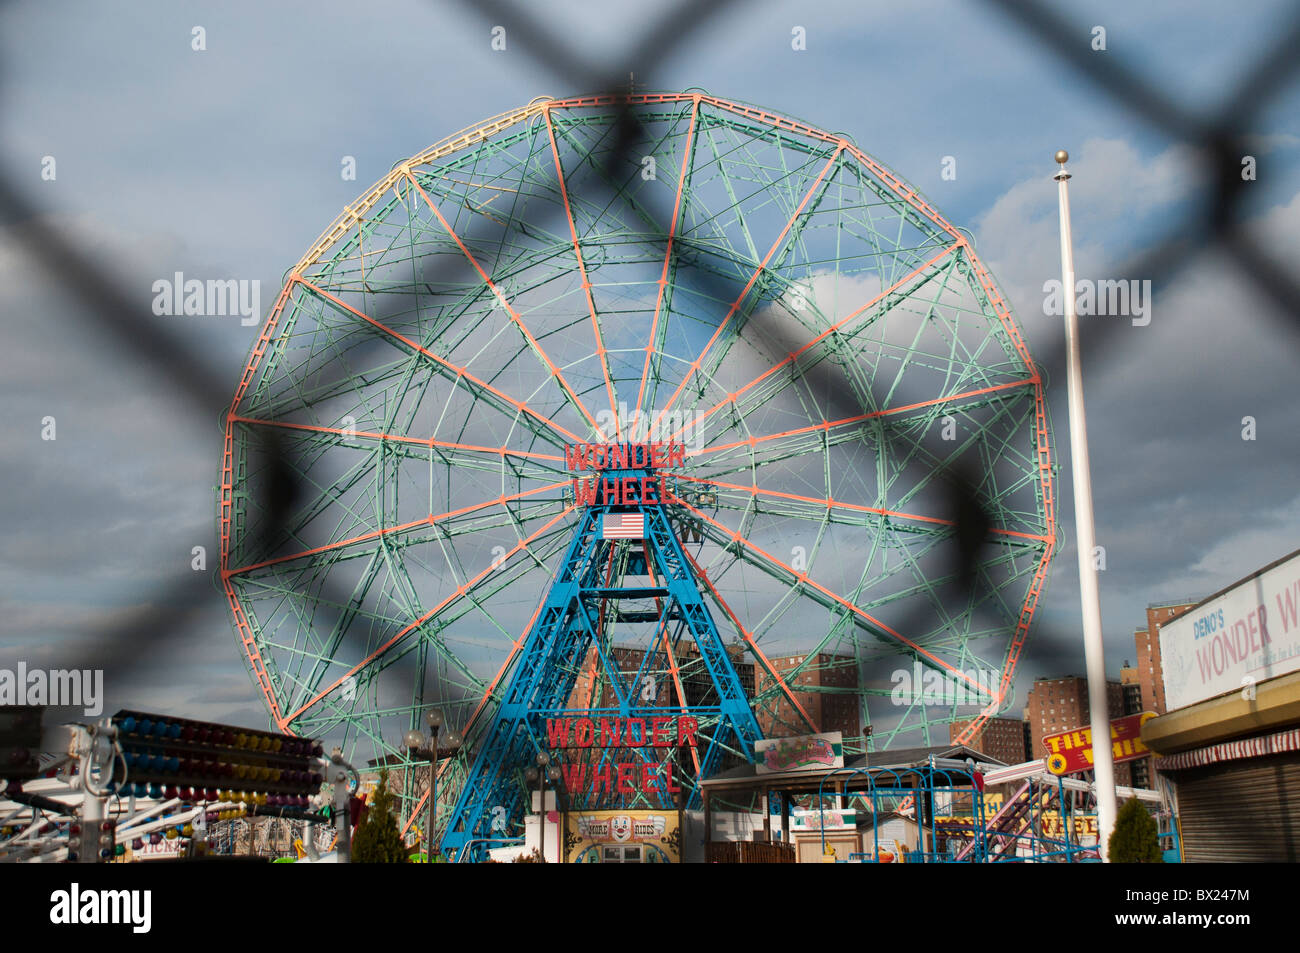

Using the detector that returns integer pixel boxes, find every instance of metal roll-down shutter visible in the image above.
[1173,752,1300,862]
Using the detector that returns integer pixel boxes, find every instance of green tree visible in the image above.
[1107,797,1163,863]
[351,770,409,863]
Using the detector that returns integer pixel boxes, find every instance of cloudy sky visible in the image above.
[2,0,1298,734]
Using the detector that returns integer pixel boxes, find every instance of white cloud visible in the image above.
[975,137,1206,326]
[967,129,1300,688]
[1253,186,1300,246]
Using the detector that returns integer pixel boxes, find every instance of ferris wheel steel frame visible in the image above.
[218,92,1058,850]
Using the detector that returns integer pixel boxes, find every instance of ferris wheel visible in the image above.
[219,92,1055,846]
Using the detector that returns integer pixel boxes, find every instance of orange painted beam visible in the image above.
[229,415,565,464]
[286,505,575,722]
[635,95,701,428]
[642,542,701,777]
[675,499,986,693]
[652,144,846,428]
[951,252,1057,744]
[403,171,601,438]
[665,241,961,444]
[688,376,1037,459]
[671,473,1051,544]
[543,105,620,438]
[221,281,299,731]
[462,595,550,741]
[296,277,584,445]
[682,550,818,734]
[658,627,702,779]
[226,481,567,577]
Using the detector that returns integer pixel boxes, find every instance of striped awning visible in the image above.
[1153,726,1300,772]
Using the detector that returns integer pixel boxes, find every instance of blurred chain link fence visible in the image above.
[3,0,1298,740]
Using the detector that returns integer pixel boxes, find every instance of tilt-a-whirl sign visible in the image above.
[1042,711,1156,776]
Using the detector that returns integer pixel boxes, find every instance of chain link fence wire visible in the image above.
[4,0,1298,756]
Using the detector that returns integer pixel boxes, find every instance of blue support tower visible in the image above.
[440,455,764,861]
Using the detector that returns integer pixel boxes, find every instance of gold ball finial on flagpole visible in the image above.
[1055,149,1069,165]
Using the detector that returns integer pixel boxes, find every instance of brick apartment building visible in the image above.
[755,652,861,740]
[1119,661,1151,787]
[568,641,755,711]
[1119,662,1143,714]
[947,716,1028,765]
[1134,600,1199,714]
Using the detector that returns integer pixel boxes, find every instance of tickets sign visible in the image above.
[1042,712,1155,776]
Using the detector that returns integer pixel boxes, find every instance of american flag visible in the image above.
[601,513,645,539]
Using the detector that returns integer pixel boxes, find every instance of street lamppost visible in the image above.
[404,709,463,863]
[524,751,562,862]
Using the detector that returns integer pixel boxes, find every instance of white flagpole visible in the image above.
[1054,149,1117,860]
